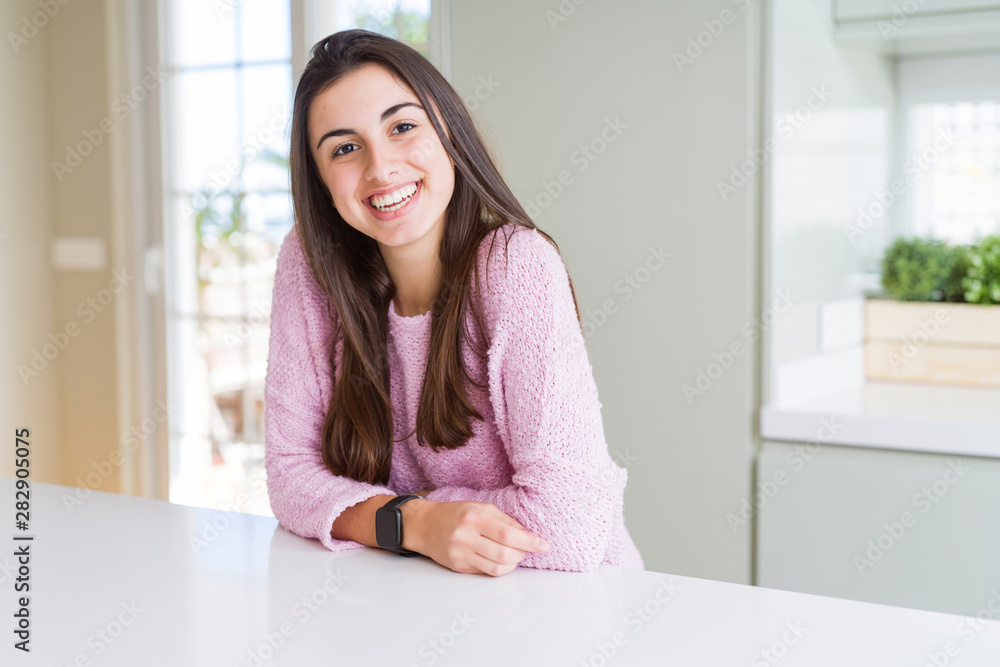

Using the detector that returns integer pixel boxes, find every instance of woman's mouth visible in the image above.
[368,181,420,212]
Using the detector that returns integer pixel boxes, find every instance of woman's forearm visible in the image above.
[330,493,432,551]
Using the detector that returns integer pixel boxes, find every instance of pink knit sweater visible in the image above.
[263,222,644,572]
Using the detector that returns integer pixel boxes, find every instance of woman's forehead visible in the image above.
[309,66,422,132]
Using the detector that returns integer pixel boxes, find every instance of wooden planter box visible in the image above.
[865,299,1000,388]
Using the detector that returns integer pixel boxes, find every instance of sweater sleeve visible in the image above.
[424,228,630,572]
[263,226,396,552]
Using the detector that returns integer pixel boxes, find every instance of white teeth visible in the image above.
[371,182,418,210]
[377,198,409,212]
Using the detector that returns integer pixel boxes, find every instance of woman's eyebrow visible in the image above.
[315,101,426,150]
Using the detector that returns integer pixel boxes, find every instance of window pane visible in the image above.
[169,0,237,68]
[244,192,293,244]
[198,200,286,321]
[241,0,292,62]
[170,69,239,194]
[908,101,1000,245]
[342,0,431,56]
[240,64,293,191]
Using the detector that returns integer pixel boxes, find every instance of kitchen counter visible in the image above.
[5,478,1000,666]
[762,380,1000,458]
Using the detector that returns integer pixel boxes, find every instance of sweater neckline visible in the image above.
[388,298,432,334]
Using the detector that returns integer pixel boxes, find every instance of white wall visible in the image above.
[0,0,122,489]
[449,0,759,583]
[0,0,60,482]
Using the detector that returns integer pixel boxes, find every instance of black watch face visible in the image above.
[375,508,401,548]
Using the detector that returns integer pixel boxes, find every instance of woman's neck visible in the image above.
[379,225,444,318]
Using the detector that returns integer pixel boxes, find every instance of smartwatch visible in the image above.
[375,494,424,557]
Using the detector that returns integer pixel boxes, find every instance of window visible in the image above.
[162,0,295,514]
[896,52,1000,246]
[337,0,431,58]
[906,101,1000,245]
[160,0,431,515]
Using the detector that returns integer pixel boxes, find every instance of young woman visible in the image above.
[264,29,643,577]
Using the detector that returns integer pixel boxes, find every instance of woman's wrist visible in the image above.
[400,497,433,554]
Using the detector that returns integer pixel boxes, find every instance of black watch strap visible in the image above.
[376,494,424,557]
[382,494,424,511]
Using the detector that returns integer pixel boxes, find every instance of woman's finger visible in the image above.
[466,551,519,577]
[474,534,528,567]
[481,512,549,554]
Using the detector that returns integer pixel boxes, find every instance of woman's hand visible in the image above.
[405,499,550,577]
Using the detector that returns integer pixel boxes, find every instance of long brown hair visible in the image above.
[289,29,582,485]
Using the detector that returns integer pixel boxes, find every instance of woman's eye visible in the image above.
[331,143,357,158]
[330,123,416,159]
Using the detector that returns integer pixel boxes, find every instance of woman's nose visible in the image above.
[364,139,400,183]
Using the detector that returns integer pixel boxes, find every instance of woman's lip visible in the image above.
[367,180,419,202]
[366,180,421,221]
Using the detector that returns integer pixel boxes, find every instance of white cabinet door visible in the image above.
[757,439,1000,617]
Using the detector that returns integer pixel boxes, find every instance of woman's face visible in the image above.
[308,63,456,249]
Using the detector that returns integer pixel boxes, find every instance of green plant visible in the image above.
[962,234,1000,305]
[880,237,969,302]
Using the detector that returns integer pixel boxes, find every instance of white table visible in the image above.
[4,478,999,666]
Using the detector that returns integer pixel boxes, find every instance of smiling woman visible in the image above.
[306,61,456,316]
[264,29,644,576]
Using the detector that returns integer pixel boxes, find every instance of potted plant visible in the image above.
[865,235,1000,388]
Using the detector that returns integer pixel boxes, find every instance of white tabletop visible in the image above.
[4,478,999,666]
